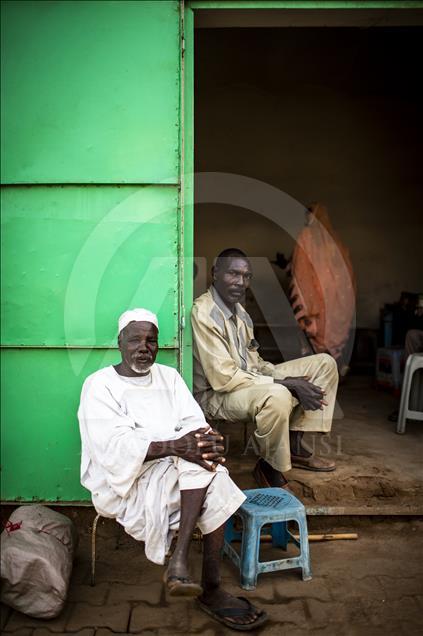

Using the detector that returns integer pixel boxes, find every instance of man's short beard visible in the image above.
[130,361,152,374]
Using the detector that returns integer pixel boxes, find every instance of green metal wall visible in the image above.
[1,0,184,502]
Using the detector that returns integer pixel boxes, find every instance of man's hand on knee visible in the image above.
[175,427,226,471]
[275,376,328,411]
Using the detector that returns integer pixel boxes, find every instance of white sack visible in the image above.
[0,505,78,618]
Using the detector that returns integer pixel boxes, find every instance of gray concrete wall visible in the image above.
[194,27,422,329]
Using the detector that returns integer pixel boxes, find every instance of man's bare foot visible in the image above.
[197,587,267,629]
[166,554,190,581]
[164,555,202,597]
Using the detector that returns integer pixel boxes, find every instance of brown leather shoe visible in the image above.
[253,458,290,490]
[291,455,336,472]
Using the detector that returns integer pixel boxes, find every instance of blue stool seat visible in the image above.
[223,488,312,590]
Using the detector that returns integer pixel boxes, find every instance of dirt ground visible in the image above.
[224,375,423,513]
[1,517,422,635]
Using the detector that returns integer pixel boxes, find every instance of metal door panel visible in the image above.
[1,185,179,347]
[1,0,180,184]
[1,348,177,502]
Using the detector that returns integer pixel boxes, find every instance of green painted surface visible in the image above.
[1,0,184,502]
[1,348,177,502]
[189,1,423,8]
[181,6,195,385]
[1,186,179,348]
[1,0,180,184]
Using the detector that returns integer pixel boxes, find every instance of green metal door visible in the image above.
[1,0,191,502]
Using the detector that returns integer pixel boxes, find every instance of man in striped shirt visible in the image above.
[192,249,338,489]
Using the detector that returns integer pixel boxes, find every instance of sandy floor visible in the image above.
[2,517,422,635]
[223,375,423,513]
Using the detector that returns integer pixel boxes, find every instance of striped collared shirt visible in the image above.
[191,286,275,417]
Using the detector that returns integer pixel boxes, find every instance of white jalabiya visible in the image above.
[78,363,246,564]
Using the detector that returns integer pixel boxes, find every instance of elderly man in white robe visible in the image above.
[78,308,267,631]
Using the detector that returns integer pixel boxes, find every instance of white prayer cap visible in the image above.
[118,308,159,335]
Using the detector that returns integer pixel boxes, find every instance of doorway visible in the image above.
[191,9,423,512]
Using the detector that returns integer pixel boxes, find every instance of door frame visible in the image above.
[180,0,422,383]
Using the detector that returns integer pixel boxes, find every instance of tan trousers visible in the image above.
[215,353,339,472]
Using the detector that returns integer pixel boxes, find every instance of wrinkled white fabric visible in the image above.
[78,363,245,564]
[118,308,158,335]
[122,456,244,563]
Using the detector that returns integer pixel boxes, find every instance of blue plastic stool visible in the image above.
[223,488,312,590]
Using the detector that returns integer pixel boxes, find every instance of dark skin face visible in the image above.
[213,255,327,411]
[212,256,252,311]
[115,321,159,377]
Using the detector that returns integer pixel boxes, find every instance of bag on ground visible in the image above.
[0,505,78,618]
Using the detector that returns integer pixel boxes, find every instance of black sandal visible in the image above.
[197,596,268,631]
[163,568,203,597]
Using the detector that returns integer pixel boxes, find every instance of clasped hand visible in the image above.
[174,427,225,471]
[275,376,328,411]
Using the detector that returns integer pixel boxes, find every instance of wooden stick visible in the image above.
[194,531,358,543]
[294,533,358,542]
[258,532,358,542]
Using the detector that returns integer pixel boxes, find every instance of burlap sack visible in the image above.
[1,505,78,618]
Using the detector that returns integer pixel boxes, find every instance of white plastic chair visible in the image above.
[396,353,423,434]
